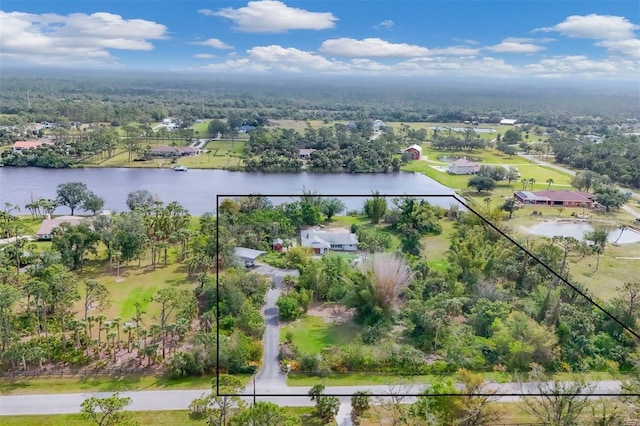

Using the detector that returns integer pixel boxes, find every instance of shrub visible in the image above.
[361,322,389,345]
[299,353,320,373]
[277,294,302,321]
[166,351,204,379]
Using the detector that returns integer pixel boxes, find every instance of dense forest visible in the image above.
[1,72,638,131]
[549,135,640,189]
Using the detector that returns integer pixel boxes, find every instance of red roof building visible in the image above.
[12,139,54,152]
[514,190,594,207]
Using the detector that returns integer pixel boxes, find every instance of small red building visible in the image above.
[273,238,284,251]
[405,144,423,160]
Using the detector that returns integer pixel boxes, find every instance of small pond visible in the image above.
[530,222,640,244]
[437,155,482,163]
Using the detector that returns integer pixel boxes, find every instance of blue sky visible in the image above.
[1,1,639,80]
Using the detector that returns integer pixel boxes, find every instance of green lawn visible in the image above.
[191,120,213,137]
[280,315,361,355]
[73,259,192,321]
[0,407,320,426]
[0,374,220,395]
[287,369,622,387]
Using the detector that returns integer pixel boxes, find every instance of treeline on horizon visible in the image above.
[0,73,638,127]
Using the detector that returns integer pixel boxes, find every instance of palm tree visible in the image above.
[546,178,554,190]
[529,178,536,190]
[614,226,627,244]
[343,253,412,325]
[585,225,611,272]
[123,323,134,353]
[112,317,122,348]
[521,179,528,190]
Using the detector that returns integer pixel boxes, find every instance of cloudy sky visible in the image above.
[1,0,639,80]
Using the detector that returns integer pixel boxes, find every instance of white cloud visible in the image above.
[349,59,391,72]
[194,53,215,59]
[0,10,167,65]
[320,38,429,58]
[373,20,395,30]
[524,55,633,78]
[486,40,545,54]
[202,1,337,33]
[536,14,639,40]
[190,38,233,49]
[196,43,639,79]
[395,56,518,76]
[246,45,347,72]
[430,46,479,56]
[597,38,640,60]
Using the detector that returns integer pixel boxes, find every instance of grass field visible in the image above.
[0,406,320,426]
[0,374,220,395]
[79,260,192,320]
[280,315,361,355]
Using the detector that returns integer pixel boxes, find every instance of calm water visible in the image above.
[531,222,640,244]
[0,167,458,215]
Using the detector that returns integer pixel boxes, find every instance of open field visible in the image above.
[76,258,192,320]
[280,314,361,355]
[190,120,213,137]
[0,374,220,396]
[0,407,320,426]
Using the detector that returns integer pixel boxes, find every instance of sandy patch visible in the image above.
[307,302,354,323]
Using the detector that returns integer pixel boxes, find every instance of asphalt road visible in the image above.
[0,380,624,415]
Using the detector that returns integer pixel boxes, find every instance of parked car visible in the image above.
[245,260,255,268]
[635,217,640,222]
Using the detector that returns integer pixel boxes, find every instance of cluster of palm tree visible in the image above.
[24,198,59,219]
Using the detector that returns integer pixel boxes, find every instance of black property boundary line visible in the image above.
[216,193,639,398]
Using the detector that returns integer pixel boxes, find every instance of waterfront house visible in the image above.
[147,146,199,158]
[36,215,86,240]
[447,158,481,175]
[300,228,359,254]
[12,138,54,153]
[298,149,317,160]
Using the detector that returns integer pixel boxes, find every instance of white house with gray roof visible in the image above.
[300,228,359,254]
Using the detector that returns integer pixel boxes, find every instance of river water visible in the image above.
[0,167,458,215]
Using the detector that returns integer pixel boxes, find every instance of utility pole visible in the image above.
[253,375,256,405]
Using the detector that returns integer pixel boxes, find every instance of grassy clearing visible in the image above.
[75,260,192,320]
[401,161,469,189]
[204,140,246,156]
[287,369,623,387]
[0,407,320,426]
[191,120,212,137]
[0,374,219,395]
[280,315,361,355]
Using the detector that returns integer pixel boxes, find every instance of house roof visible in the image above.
[516,190,593,203]
[234,247,267,261]
[301,229,359,246]
[13,140,53,149]
[500,119,517,125]
[149,146,198,154]
[450,158,480,167]
[405,144,422,153]
[37,216,86,236]
[298,148,317,156]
